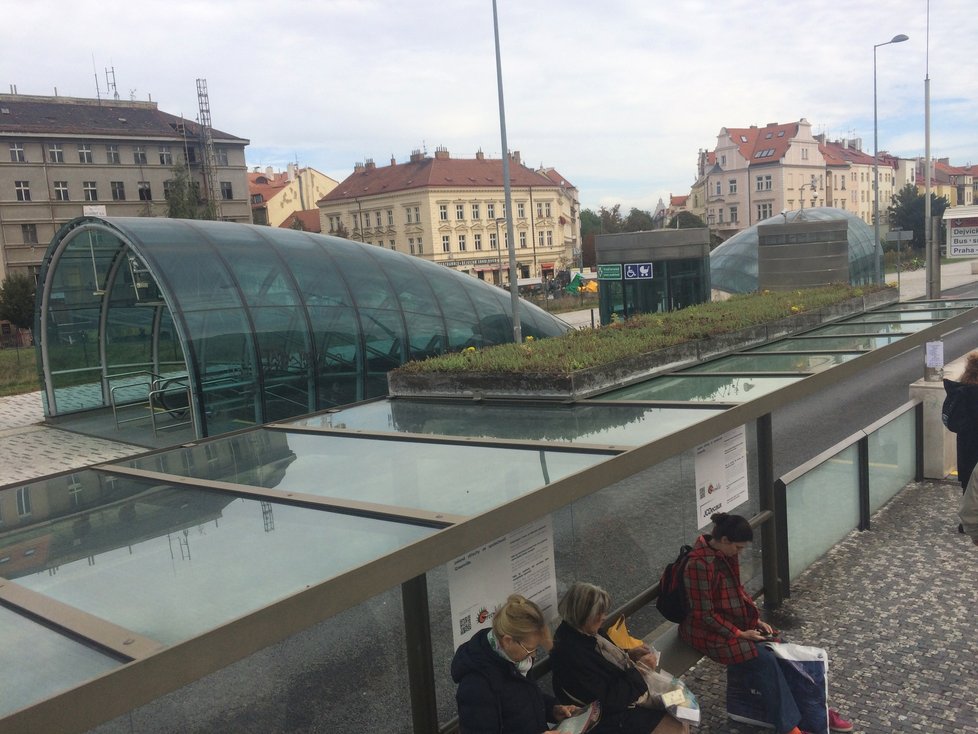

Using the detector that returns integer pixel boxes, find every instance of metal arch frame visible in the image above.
[8,303,976,733]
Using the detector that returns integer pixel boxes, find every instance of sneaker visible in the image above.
[829,708,854,732]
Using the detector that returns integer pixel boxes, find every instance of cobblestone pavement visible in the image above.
[0,391,139,486]
[684,478,978,734]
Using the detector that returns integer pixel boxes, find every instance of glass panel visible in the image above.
[749,335,901,352]
[251,307,314,421]
[308,305,361,409]
[330,241,400,310]
[127,430,609,517]
[405,312,449,361]
[681,352,860,373]
[291,400,725,447]
[181,309,259,434]
[786,444,859,579]
[868,408,916,513]
[9,474,434,645]
[846,310,949,322]
[601,374,802,403]
[276,233,355,308]
[811,321,929,335]
[883,299,978,311]
[359,307,406,397]
[374,253,443,316]
[0,605,119,717]
[201,225,300,308]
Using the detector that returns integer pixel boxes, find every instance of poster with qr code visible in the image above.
[694,425,748,529]
[447,516,558,650]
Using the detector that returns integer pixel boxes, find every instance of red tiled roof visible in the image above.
[819,139,877,167]
[723,121,799,164]
[537,167,576,188]
[670,194,688,207]
[320,153,572,204]
[247,171,290,206]
[0,94,246,142]
[280,209,322,232]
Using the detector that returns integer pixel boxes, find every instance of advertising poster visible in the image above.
[694,425,748,529]
[447,516,558,650]
[948,216,978,257]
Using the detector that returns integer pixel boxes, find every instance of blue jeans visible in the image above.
[728,644,801,733]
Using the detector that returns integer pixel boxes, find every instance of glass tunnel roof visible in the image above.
[709,207,878,294]
[5,295,978,729]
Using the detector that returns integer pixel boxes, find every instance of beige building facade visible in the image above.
[249,164,337,227]
[0,93,250,280]
[318,148,580,284]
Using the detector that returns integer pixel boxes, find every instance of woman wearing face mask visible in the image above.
[452,594,577,734]
[679,513,852,734]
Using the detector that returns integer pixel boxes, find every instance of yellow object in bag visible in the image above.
[606,615,645,650]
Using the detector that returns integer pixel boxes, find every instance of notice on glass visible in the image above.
[447,516,558,650]
[925,341,944,368]
[694,425,748,529]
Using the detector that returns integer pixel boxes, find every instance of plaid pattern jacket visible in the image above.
[677,534,759,665]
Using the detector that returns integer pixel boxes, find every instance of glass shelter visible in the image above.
[36,217,568,438]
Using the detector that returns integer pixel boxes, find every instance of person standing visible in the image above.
[943,351,978,491]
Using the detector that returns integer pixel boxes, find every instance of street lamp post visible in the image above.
[494,217,505,286]
[873,33,909,284]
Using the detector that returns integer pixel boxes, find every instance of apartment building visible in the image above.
[919,158,976,207]
[318,148,580,283]
[248,164,337,227]
[0,93,250,280]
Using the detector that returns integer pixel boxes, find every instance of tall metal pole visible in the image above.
[492,0,521,342]
[924,2,938,298]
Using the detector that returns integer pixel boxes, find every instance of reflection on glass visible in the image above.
[810,322,928,336]
[0,605,119,717]
[4,471,433,645]
[601,375,802,403]
[288,400,725,446]
[680,352,860,373]
[128,429,608,516]
[750,334,901,352]
[850,310,947,323]
[868,409,915,513]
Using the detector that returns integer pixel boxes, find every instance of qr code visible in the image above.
[698,486,706,500]
[459,614,472,636]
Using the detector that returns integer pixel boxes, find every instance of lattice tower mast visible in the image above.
[196,78,222,218]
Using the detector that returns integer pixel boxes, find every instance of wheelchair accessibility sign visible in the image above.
[624,263,653,280]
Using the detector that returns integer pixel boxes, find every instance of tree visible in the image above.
[623,207,655,232]
[671,211,706,229]
[580,208,602,237]
[165,164,217,220]
[887,184,949,252]
[0,272,37,333]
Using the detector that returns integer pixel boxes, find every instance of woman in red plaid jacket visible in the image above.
[678,513,852,734]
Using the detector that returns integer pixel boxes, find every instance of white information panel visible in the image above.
[694,425,749,529]
[447,516,558,650]
[948,216,978,257]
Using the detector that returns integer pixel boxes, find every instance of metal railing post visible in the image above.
[914,401,925,482]
[858,435,871,531]
[402,574,439,734]
[757,413,783,607]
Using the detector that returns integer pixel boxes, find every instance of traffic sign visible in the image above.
[624,262,654,280]
[597,264,622,280]
[884,230,913,242]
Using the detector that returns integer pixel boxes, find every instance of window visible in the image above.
[487,202,496,219]
[537,202,543,218]
[442,235,451,253]
[439,204,448,221]
[519,231,527,248]
[517,202,525,218]
[132,145,146,165]
[544,202,551,217]
[489,232,497,249]
[390,240,396,250]
[220,181,233,200]
[111,181,126,200]
[83,181,98,201]
[409,237,416,255]
[715,181,722,196]
[729,206,738,223]
[456,204,465,220]
[163,180,174,200]
[757,203,772,220]
[458,234,467,251]
[54,181,69,201]
[78,144,93,163]
[138,181,152,201]
[216,147,229,166]
[387,209,394,226]
[9,143,24,162]
[538,231,545,247]
[48,144,63,163]
[472,203,480,220]
[106,144,120,164]
[375,211,382,227]
[720,154,727,167]
[729,179,738,194]
[14,181,30,201]
[159,145,172,165]
[801,148,809,160]
[21,224,37,244]
[417,238,423,254]
[754,174,772,192]
[16,487,31,518]
[546,230,553,246]
[186,146,198,164]
[474,233,482,250]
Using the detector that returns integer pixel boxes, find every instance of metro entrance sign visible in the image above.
[597,264,622,280]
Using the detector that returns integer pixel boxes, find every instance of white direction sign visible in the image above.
[948,216,978,257]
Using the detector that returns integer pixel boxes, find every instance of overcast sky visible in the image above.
[5,0,976,211]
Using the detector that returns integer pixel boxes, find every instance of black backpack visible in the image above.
[656,544,692,623]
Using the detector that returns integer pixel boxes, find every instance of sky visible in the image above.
[5,0,977,212]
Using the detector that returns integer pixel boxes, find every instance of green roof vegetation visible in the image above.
[395,284,892,376]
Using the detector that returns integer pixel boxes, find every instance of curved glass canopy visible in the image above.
[36,217,568,437]
[710,207,878,294]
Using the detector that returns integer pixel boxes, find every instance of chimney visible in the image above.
[390,155,397,166]
[365,158,376,170]
[475,149,485,161]
[265,166,274,176]
[434,145,450,160]
[410,149,424,163]
[354,161,365,172]
[511,150,521,166]
[287,162,297,181]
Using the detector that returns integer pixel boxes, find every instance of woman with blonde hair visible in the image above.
[452,594,577,734]
[550,582,686,733]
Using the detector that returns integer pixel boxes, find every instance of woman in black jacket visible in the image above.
[550,582,685,734]
[944,352,978,491]
[452,594,576,734]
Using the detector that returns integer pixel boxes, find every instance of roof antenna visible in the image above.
[92,54,101,103]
